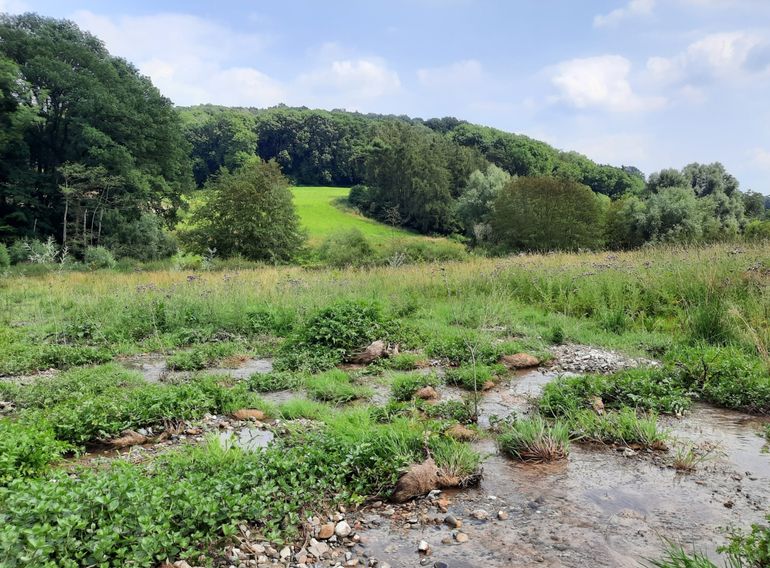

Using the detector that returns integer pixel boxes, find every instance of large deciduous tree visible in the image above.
[490,177,605,252]
[0,14,192,252]
[181,159,305,262]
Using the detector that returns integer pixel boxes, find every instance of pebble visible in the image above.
[418,540,431,553]
[443,514,461,528]
[318,523,335,539]
[454,532,469,544]
[470,509,489,521]
[497,510,509,520]
[335,520,353,538]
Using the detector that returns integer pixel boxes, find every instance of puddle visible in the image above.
[218,427,274,451]
[357,370,770,568]
[119,355,272,383]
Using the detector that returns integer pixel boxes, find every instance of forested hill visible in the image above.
[179,104,645,198]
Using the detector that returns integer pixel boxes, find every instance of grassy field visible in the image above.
[1,243,769,566]
[292,186,448,248]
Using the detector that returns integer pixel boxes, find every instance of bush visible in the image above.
[172,252,204,271]
[385,239,467,263]
[538,369,691,417]
[670,345,770,413]
[318,229,375,267]
[348,184,371,209]
[745,220,770,242]
[0,243,9,268]
[84,246,116,269]
[0,419,70,484]
[276,300,390,371]
[7,238,45,264]
[390,372,441,401]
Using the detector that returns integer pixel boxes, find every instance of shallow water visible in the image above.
[218,427,274,451]
[359,370,770,568]
[119,354,273,383]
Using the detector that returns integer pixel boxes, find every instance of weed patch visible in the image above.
[390,372,441,401]
[498,415,570,462]
[306,370,372,404]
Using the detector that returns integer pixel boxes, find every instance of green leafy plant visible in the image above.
[390,372,441,401]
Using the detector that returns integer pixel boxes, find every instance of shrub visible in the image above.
[0,243,9,268]
[172,252,204,271]
[721,515,770,567]
[538,369,691,417]
[390,372,441,401]
[387,239,467,263]
[318,229,374,267]
[84,246,116,269]
[277,300,389,371]
[7,238,46,264]
[0,419,71,484]
[670,345,770,413]
[306,370,371,404]
[498,415,570,462]
[348,184,371,209]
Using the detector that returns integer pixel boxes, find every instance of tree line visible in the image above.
[1,14,768,267]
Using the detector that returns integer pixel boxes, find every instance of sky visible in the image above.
[2,0,770,193]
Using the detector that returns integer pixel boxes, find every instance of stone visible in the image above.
[349,340,388,364]
[391,458,440,503]
[497,510,509,520]
[335,520,353,538]
[501,353,540,369]
[590,396,605,415]
[415,386,439,400]
[454,532,469,543]
[434,563,449,568]
[482,380,496,391]
[418,540,431,553]
[443,514,461,528]
[445,424,475,442]
[470,509,489,521]
[109,429,148,448]
[232,409,266,421]
[308,539,329,559]
[318,523,335,539]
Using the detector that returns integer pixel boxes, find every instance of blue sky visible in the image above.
[3,0,770,193]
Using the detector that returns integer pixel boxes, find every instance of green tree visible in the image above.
[490,177,605,252]
[0,14,191,246]
[456,164,511,241]
[182,159,305,262]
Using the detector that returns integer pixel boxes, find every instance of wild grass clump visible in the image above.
[386,353,425,371]
[305,370,372,404]
[422,397,480,424]
[390,372,441,401]
[445,363,505,391]
[498,415,570,462]
[648,546,723,568]
[166,341,241,371]
[429,436,481,486]
[672,443,719,472]
[567,408,669,450]
[277,398,331,421]
[539,369,692,417]
[246,370,303,392]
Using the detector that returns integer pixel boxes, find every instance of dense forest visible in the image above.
[1,14,769,266]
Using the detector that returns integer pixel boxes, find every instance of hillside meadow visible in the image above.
[1,242,769,567]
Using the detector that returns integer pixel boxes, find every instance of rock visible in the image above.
[454,532,469,543]
[470,509,489,521]
[308,539,329,559]
[415,386,439,400]
[173,562,193,568]
[445,423,476,442]
[109,430,148,448]
[279,546,291,560]
[501,353,540,369]
[335,520,353,538]
[482,380,496,391]
[418,540,431,554]
[349,340,388,364]
[497,510,509,520]
[434,563,449,568]
[318,523,335,539]
[590,396,605,415]
[232,409,266,421]
[391,458,440,503]
[444,514,461,528]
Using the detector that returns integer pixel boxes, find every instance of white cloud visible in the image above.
[297,58,401,105]
[751,147,770,170]
[647,31,769,85]
[550,55,666,112]
[72,10,284,107]
[593,0,655,28]
[417,59,483,88]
